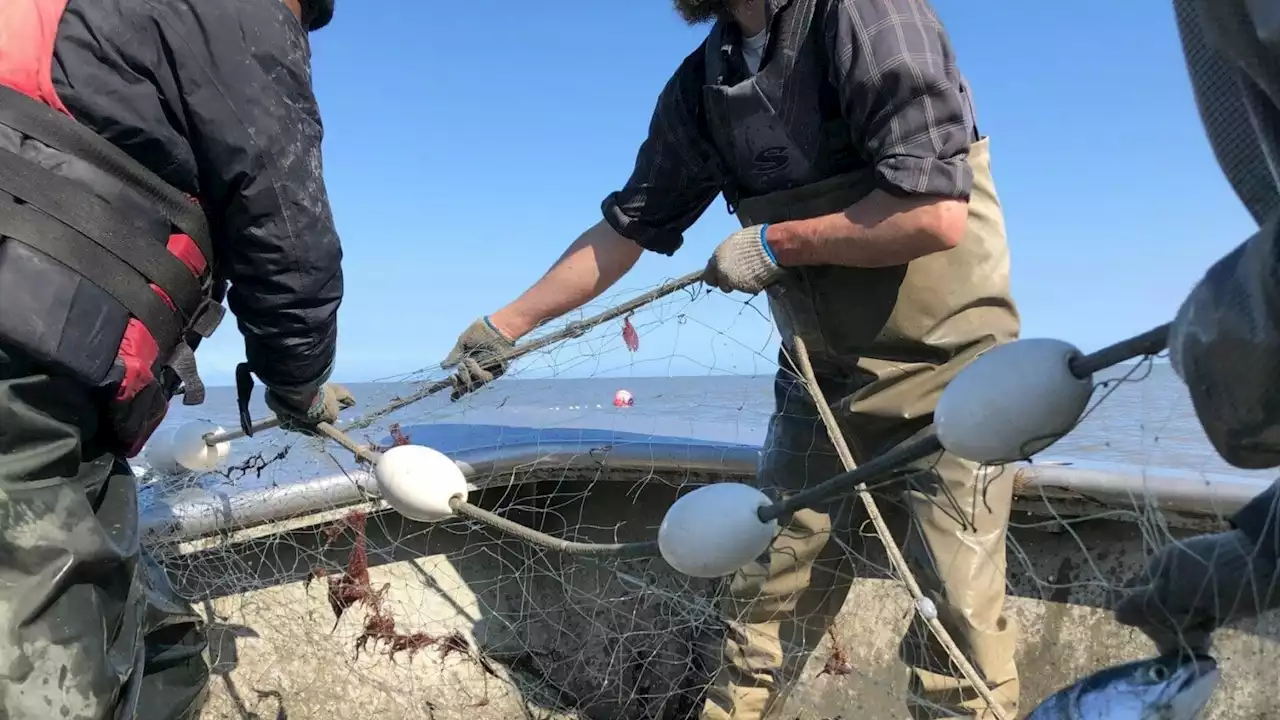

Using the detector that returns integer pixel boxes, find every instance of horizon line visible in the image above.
[194,358,1171,389]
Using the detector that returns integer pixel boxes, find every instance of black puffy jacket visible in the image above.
[49,0,343,395]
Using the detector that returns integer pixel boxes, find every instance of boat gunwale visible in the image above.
[139,433,1271,548]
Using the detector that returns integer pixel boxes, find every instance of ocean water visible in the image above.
[152,363,1274,485]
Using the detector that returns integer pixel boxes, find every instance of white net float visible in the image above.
[170,420,232,472]
[658,482,778,578]
[143,429,184,475]
[936,338,1095,464]
[374,444,470,522]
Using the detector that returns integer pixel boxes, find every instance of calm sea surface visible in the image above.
[151,364,1275,485]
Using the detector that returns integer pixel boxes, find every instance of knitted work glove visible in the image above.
[1114,529,1280,654]
[703,224,785,295]
[442,316,516,400]
[265,383,356,434]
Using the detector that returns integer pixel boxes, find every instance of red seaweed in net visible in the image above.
[622,315,639,352]
[355,613,469,663]
[355,611,398,658]
[326,511,377,626]
[389,423,412,447]
[321,522,345,545]
[388,632,438,662]
[318,509,473,665]
[436,630,470,660]
[354,610,429,661]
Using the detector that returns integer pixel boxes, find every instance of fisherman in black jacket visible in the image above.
[0,0,351,717]
[1114,0,1280,653]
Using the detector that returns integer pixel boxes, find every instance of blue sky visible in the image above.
[193,1,1259,384]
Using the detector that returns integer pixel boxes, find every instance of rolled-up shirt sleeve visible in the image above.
[827,0,974,199]
[601,50,724,256]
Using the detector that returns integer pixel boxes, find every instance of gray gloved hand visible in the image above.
[1114,529,1280,653]
[703,224,786,295]
[265,382,356,434]
[442,316,515,400]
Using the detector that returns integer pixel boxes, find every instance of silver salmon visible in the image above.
[1026,653,1219,719]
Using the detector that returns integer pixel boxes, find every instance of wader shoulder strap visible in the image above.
[702,21,747,212]
[704,21,728,86]
[0,83,212,261]
[958,76,981,141]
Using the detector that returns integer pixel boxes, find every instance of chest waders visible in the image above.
[695,4,1021,719]
[0,2,211,718]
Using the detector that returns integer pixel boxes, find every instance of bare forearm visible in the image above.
[488,220,643,340]
[766,190,968,268]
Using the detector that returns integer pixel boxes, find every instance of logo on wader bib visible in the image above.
[752,146,790,175]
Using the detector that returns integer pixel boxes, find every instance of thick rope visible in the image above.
[785,334,1010,720]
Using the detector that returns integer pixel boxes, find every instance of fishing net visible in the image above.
[140,273,1278,720]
